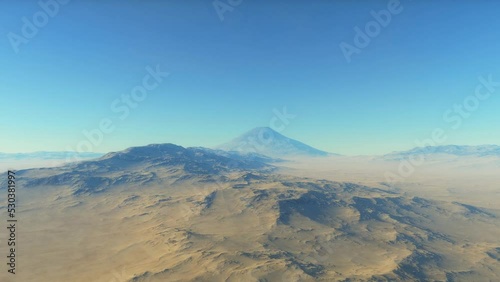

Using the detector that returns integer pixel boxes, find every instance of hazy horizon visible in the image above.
[1,125,500,157]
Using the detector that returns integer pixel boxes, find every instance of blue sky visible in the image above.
[1,0,500,155]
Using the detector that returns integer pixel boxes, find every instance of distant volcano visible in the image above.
[216,127,333,158]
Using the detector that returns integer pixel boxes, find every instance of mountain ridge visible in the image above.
[384,145,500,160]
[13,143,276,195]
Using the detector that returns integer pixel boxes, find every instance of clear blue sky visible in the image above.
[1,0,500,155]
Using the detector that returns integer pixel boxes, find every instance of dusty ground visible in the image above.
[0,156,499,281]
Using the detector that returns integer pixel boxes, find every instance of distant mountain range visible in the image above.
[0,151,103,160]
[1,127,333,172]
[3,131,500,163]
[383,145,500,160]
[216,127,333,157]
